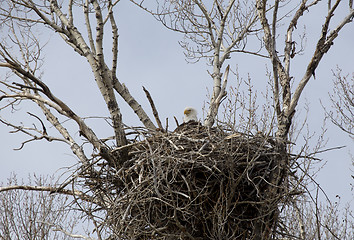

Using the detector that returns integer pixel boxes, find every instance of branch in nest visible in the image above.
[174,116,180,127]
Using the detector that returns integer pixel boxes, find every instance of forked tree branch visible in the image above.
[1,57,103,150]
[31,0,155,133]
[289,8,354,116]
[204,65,230,127]
[256,0,354,140]
[134,0,258,127]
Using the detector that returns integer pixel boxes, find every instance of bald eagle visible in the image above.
[174,107,199,132]
[183,107,198,123]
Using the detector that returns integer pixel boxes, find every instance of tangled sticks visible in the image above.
[93,122,289,239]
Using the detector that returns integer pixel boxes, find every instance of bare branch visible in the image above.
[0,116,68,150]
[109,1,119,76]
[84,0,97,55]
[323,69,354,137]
[143,86,164,131]
[68,0,74,26]
[289,8,354,117]
[2,58,103,149]
[50,222,95,240]
[256,0,354,140]
[112,79,157,130]
[204,65,229,126]
[0,185,96,204]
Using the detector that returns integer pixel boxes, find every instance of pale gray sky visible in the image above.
[1,0,353,209]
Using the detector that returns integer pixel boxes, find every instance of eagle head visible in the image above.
[183,107,198,123]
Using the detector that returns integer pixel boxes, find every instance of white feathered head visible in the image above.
[183,107,198,123]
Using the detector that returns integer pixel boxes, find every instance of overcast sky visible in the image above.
[1,0,353,209]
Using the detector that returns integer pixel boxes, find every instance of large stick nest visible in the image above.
[88,122,289,239]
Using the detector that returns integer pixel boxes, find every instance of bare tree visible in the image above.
[0,0,157,167]
[325,68,353,138]
[324,67,354,180]
[0,174,86,240]
[279,192,354,240]
[139,0,354,141]
[1,0,353,239]
[134,0,260,127]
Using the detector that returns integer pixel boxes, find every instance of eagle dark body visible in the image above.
[173,120,225,140]
[174,120,202,133]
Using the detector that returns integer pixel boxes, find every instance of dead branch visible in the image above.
[0,185,97,205]
[45,221,95,240]
[143,86,164,130]
[255,0,354,140]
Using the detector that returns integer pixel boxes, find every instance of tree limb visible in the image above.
[143,86,164,131]
[289,8,354,117]
[0,185,97,205]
